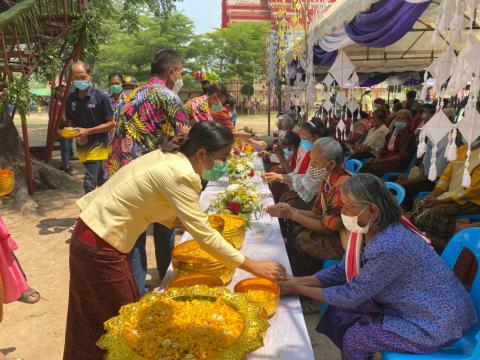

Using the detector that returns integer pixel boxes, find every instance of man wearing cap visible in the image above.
[122,74,138,97]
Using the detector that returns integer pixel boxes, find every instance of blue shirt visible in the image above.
[315,223,477,347]
[65,86,113,162]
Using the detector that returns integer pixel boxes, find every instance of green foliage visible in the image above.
[35,45,63,84]
[0,77,32,117]
[93,12,196,86]
[121,0,183,32]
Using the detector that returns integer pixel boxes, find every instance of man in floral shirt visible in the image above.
[106,49,190,295]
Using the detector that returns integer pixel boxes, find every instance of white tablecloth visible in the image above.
[161,158,315,360]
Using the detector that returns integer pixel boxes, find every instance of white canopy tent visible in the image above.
[289,0,480,74]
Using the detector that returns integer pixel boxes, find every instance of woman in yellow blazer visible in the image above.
[63,121,286,360]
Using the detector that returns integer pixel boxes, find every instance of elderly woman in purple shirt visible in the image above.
[280,174,477,360]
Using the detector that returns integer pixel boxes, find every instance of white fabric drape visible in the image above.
[318,27,355,52]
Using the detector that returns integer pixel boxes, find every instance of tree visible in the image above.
[192,23,270,86]
[93,12,196,86]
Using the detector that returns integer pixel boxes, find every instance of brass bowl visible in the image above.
[0,169,14,196]
[234,278,280,318]
[168,274,224,289]
[172,240,235,285]
[60,127,77,138]
[97,286,270,360]
[209,214,246,250]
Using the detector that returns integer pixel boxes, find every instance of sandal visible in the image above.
[17,287,40,304]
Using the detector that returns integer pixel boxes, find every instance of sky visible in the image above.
[177,0,222,34]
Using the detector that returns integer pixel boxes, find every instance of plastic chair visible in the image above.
[319,259,341,317]
[383,228,480,359]
[385,182,406,205]
[416,191,431,200]
[382,154,417,182]
[345,159,364,174]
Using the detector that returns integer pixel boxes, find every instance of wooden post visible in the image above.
[20,112,34,195]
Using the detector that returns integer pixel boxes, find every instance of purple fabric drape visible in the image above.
[312,0,431,69]
[344,0,431,47]
[313,45,337,67]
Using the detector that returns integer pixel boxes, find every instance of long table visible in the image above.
[161,158,315,360]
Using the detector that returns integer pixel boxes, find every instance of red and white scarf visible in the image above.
[345,216,431,283]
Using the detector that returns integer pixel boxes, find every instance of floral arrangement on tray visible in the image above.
[227,153,256,183]
[97,286,269,360]
[207,183,263,225]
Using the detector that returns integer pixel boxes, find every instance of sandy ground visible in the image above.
[0,113,341,359]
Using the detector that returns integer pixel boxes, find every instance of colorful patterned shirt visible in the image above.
[108,92,125,112]
[106,77,189,176]
[312,167,350,231]
[184,95,212,123]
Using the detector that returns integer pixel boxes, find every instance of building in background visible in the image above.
[221,0,336,28]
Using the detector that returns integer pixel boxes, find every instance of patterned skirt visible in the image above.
[412,201,480,252]
[63,219,139,360]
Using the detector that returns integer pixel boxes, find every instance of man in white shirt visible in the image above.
[351,110,389,159]
[361,89,373,115]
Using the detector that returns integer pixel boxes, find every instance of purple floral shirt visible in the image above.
[315,223,477,348]
[107,77,189,176]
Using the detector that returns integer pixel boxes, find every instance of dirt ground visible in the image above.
[0,113,341,360]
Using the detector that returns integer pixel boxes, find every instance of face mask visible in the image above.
[74,80,89,90]
[110,84,123,94]
[283,148,293,158]
[300,139,313,152]
[309,167,328,180]
[172,78,183,94]
[202,156,228,181]
[394,122,407,130]
[341,208,370,233]
[212,103,223,113]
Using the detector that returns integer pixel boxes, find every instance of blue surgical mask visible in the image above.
[74,80,90,90]
[300,139,313,152]
[394,122,407,130]
[202,158,228,181]
[212,103,223,113]
[283,148,293,158]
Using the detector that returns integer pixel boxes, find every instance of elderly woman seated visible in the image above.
[363,109,416,176]
[263,118,328,204]
[412,141,480,252]
[280,174,477,359]
[266,137,350,276]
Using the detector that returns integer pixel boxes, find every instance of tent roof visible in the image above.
[291,0,480,73]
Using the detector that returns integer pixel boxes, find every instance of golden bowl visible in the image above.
[209,214,246,250]
[168,274,224,289]
[60,127,77,138]
[97,286,269,360]
[172,240,235,285]
[0,169,14,196]
[234,278,280,318]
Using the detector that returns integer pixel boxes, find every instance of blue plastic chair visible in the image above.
[416,191,431,200]
[382,154,417,182]
[345,159,364,174]
[383,228,480,359]
[319,259,341,317]
[385,182,406,205]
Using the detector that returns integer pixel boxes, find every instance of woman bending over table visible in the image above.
[63,121,286,360]
[280,174,477,360]
[266,137,350,275]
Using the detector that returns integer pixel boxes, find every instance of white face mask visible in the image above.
[308,167,328,180]
[173,78,183,94]
[341,208,370,233]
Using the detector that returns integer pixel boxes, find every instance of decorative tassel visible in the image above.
[447,129,458,161]
[462,147,472,188]
[417,130,427,158]
[428,144,438,181]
